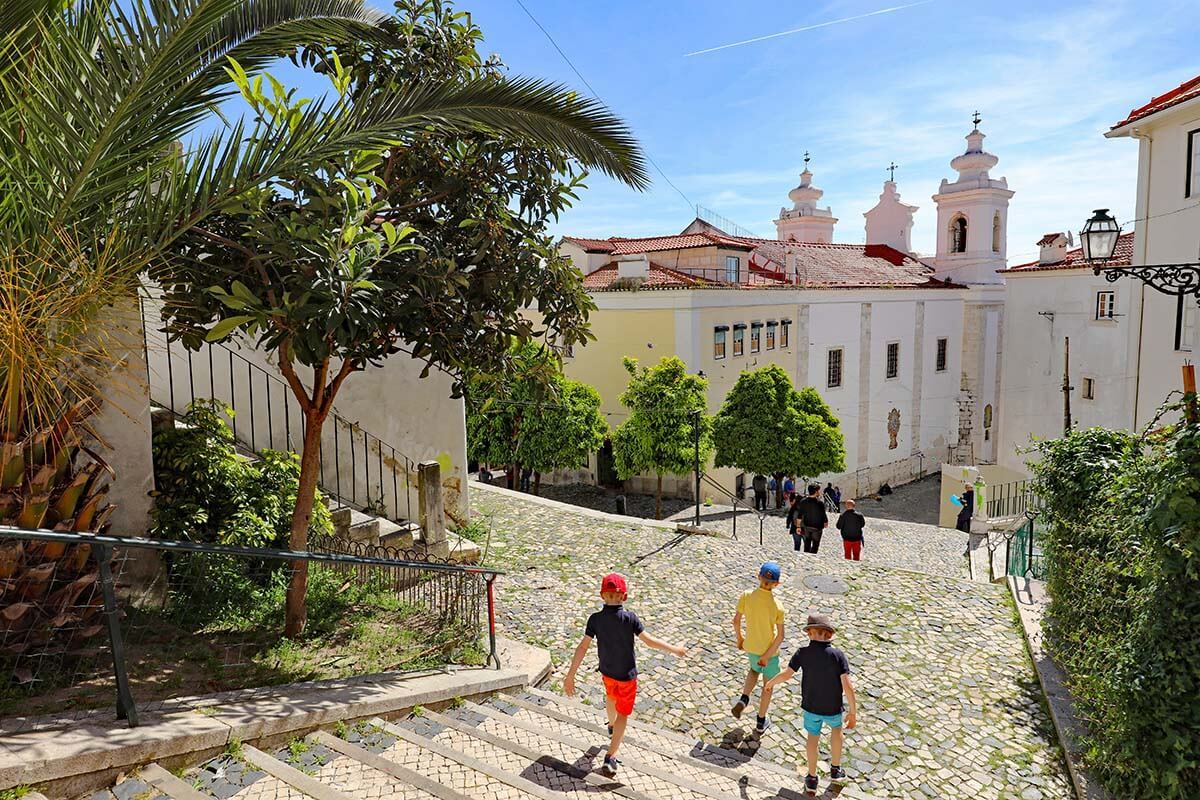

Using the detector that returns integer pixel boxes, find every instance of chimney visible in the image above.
[616,253,650,280]
[1037,233,1068,265]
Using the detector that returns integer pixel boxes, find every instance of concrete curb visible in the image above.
[0,637,549,796]
[1008,577,1109,800]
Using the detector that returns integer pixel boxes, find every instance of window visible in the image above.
[733,324,745,356]
[1081,377,1095,400]
[886,342,900,379]
[936,337,948,372]
[1095,290,1116,320]
[1176,296,1196,352]
[766,321,777,350]
[950,215,968,253]
[750,322,762,353]
[1188,128,1200,198]
[725,255,740,284]
[827,348,843,388]
[992,212,1002,253]
[781,319,791,348]
[713,326,727,359]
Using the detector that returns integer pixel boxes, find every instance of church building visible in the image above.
[554,121,1012,500]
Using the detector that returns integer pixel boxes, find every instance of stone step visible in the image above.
[503,692,882,800]
[240,743,351,800]
[310,729,469,800]
[141,763,213,800]
[461,699,770,800]
[519,687,797,778]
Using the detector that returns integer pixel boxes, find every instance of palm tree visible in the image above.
[0,0,646,655]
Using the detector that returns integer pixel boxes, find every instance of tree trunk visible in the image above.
[533,471,541,495]
[655,473,663,520]
[774,472,785,508]
[285,409,325,638]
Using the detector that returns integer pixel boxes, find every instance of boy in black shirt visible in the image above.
[766,613,858,794]
[564,572,687,776]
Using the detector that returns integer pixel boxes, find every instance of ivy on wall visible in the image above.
[1028,403,1200,798]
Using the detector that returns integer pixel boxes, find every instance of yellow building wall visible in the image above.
[564,308,677,423]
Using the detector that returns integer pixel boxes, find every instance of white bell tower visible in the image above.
[774,153,837,243]
[931,115,1013,284]
[864,163,917,254]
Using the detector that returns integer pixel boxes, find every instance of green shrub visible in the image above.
[152,399,332,548]
[151,400,333,623]
[1029,410,1200,797]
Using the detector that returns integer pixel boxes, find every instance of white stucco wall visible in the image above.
[996,269,1141,473]
[1115,102,1200,427]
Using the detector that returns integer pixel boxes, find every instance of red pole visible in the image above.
[486,575,499,669]
[1183,362,1197,424]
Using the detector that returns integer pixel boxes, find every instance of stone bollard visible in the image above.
[418,460,449,558]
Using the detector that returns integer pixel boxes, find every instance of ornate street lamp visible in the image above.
[1081,210,1200,301]
[1079,209,1121,262]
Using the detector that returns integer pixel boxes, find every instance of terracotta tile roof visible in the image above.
[1111,75,1200,130]
[563,232,756,255]
[582,261,705,290]
[573,233,959,290]
[1037,233,1065,247]
[1003,231,1135,273]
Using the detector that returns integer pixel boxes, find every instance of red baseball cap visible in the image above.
[600,573,627,594]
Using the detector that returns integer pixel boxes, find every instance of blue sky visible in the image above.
[261,0,1199,264]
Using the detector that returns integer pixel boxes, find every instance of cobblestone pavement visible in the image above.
[475,488,1071,800]
[535,482,965,579]
[852,475,943,526]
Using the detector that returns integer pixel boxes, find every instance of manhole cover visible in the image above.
[802,574,848,594]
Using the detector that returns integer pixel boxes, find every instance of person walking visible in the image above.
[783,475,796,504]
[836,499,866,561]
[832,486,843,510]
[785,494,802,551]
[752,474,768,512]
[731,561,785,734]
[955,483,975,533]
[796,483,829,554]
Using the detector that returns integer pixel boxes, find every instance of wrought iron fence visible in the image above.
[0,527,500,733]
[1006,513,1048,580]
[140,292,417,524]
[986,479,1036,519]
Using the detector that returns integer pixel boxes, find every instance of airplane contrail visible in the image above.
[684,1,935,57]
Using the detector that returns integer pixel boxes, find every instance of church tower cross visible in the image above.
[887,161,898,181]
[803,151,811,168]
[972,110,982,128]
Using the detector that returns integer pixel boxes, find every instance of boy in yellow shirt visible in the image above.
[732,561,785,733]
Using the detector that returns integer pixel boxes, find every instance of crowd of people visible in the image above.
[778,481,867,560]
[564,566,856,795]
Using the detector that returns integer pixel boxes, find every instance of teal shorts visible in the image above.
[803,710,844,736]
[746,653,781,679]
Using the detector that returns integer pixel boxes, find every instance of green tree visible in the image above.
[153,63,645,634]
[712,365,846,480]
[612,357,712,519]
[467,344,607,494]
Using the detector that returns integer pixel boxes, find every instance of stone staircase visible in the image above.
[95,687,879,800]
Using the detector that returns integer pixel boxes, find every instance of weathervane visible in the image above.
[887,161,898,181]
[803,151,811,169]
[972,110,982,128]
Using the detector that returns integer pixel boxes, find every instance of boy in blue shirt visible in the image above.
[564,573,687,776]
[766,613,858,794]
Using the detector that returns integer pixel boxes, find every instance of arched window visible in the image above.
[992,212,1002,253]
[950,215,967,253]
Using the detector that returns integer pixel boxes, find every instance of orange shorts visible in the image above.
[602,675,638,716]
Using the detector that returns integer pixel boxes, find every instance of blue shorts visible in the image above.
[746,653,781,679]
[803,710,844,736]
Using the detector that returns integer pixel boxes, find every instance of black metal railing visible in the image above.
[140,294,417,524]
[699,473,768,544]
[0,527,501,732]
[986,479,1036,519]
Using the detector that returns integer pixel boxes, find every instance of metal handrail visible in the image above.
[140,293,420,523]
[699,472,767,544]
[0,526,503,727]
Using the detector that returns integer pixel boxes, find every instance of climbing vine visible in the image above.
[1028,401,1200,798]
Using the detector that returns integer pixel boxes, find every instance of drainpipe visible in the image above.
[1129,128,1152,429]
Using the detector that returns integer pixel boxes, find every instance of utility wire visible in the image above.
[510,0,695,214]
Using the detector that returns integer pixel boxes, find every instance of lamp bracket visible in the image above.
[1093,263,1200,301]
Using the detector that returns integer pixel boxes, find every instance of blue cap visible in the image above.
[759,561,781,581]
